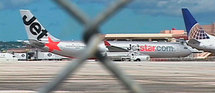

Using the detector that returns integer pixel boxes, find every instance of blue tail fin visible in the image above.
[182,8,210,40]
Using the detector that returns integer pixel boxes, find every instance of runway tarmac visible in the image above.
[0,61,215,93]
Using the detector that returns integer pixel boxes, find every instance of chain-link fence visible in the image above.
[38,0,144,93]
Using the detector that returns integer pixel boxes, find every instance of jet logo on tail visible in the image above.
[22,15,48,41]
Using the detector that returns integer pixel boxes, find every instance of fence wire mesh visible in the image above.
[38,0,144,93]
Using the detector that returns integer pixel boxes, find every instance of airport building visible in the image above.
[202,23,215,35]
[103,28,187,42]
[103,23,215,42]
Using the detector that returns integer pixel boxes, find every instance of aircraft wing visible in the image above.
[187,39,200,45]
[104,41,128,52]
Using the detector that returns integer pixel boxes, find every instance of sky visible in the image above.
[0,0,215,41]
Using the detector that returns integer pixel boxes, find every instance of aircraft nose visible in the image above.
[183,47,192,56]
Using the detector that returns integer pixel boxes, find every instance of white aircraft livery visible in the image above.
[20,9,191,59]
[182,8,215,53]
[104,40,191,58]
[20,9,107,58]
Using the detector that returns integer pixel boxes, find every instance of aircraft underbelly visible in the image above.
[42,46,81,58]
[141,50,190,58]
[142,52,176,58]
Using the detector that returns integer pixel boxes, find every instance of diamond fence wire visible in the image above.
[38,0,144,93]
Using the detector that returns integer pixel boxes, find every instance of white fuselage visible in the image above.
[41,41,107,58]
[188,35,215,53]
[107,41,191,58]
[38,41,191,58]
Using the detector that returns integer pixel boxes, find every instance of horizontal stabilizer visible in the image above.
[188,39,200,45]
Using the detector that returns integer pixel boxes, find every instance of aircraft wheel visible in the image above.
[136,59,141,61]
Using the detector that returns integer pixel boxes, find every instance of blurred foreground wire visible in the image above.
[38,0,144,93]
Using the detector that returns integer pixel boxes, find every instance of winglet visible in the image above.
[104,40,111,46]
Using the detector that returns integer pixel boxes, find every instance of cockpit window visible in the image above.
[184,47,188,49]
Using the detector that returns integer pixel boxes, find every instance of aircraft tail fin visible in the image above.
[20,10,59,45]
[182,8,210,40]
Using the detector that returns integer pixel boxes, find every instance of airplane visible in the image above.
[20,10,191,59]
[104,40,191,58]
[20,9,108,58]
[182,8,215,53]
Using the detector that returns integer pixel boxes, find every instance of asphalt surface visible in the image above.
[0,61,215,93]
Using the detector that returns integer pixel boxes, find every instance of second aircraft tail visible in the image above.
[182,8,210,40]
